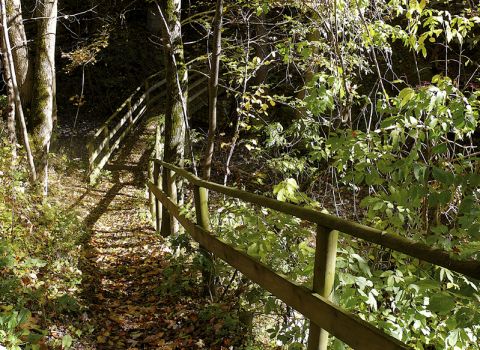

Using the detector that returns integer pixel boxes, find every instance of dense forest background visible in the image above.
[1,0,480,349]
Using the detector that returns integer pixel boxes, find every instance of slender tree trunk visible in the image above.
[6,0,32,108]
[31,0,57,195]
[157,0,187,236]
[1,0,36,179]
[252,12,268,87]
[295,26,319,119]
[202,0,223,181]
[1,23,16,157]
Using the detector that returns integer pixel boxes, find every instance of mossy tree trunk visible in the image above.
[31,0,57,195]
[6,0,32,109]
[1,0,36,178]
[157,0,188,236]
[0,13,17,157]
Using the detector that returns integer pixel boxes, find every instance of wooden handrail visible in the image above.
[148,160,480,349]
[94,71,163,137]
[153,159,480,280]
[87,72,167,184]
[87,71,209,184]
[147,181,409,350]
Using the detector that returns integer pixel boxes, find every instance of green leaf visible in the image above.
[428,293,456,314]
[446,329,459,347]
[432,143,448,154]
[432,167,454,186]
[398,88,415,108]
[247,243,259,257]
[467,223,480,241]
[413,163,427,181]
[62,334,73,349]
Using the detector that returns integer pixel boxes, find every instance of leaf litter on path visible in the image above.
[65,121,245,349]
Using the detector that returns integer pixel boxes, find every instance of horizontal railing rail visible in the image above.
[147,159,480,350]
[154,160,480,280]
[86,71,166,184]
[87,72,208,184]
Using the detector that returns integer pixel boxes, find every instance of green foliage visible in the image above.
[0,138,85,348]
[219,0,480,346]
[0,307,45,350]
[210,199,316,345]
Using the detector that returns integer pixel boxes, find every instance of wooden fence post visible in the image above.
[86,142,94,180]
[152,161,162,233]
[145,80,150,110]
[307,226,339,350]
[160,168,173,237]
[193,185,215,296]
[103,126,110,153]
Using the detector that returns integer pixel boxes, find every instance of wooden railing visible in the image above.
[86,72,165,184]
[147,159,480,350]
[87,72,208,184]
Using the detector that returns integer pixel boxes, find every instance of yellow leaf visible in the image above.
[97,335,106,344]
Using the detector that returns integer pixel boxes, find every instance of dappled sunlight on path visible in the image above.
[66,122,178,349]
[59,120,252,350]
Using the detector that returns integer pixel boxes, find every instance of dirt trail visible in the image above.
[63,121,175,349]
[56,117,253,350]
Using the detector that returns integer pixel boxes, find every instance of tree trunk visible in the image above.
[6,0,32,108]
[0,22,16,157]
[252,12,268,87]
[157,0,187,237]
[1,0,36,179]
[31,0,57,195]
[295,26,320,119]
[202,0,223,181]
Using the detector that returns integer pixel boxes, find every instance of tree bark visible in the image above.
[1,0,36,179]
[6,0,32,108]
[157,0,188,236]
[202,0,223,181]
[31,0,57,195]
[252,12,268,87]
[1,21,16,157]
[295,26,320,119]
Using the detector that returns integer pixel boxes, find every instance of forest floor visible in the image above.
[54,120,255,350]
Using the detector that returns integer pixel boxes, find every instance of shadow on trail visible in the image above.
[76,121,175,349]
[70,117,257,349]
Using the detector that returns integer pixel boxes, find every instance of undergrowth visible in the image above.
[0,137,86,349]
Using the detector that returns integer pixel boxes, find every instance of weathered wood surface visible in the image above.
[89,104,147,183]
[307,226,339,350]
[147,182,410,350]
[87,73,165,184]
[88,72,209,184]
[154,160,480,280]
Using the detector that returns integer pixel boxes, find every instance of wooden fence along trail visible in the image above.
[87,72,208,184]
[88,70,480,350]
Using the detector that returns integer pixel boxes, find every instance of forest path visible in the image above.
[61,120,208,349]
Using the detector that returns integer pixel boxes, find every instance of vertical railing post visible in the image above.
[148,158,153,217]
[307,226,339,350]
[193,185,215,296]
[103,126,110,153]
[86,141,94,182]
[127,98,133,124]
[152,161,162,233]
[160,168,173,237]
